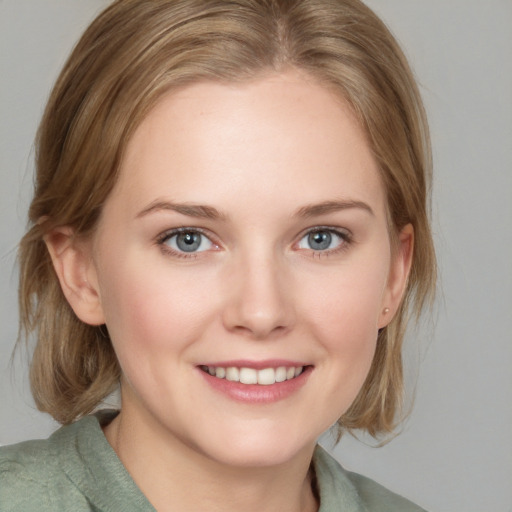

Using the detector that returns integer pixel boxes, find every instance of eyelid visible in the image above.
[298,225,352,241]
[156,226,209,242]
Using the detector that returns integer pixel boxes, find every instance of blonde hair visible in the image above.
[19,0,436,435]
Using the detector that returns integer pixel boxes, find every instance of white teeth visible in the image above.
[204,365,305,385]
[239,367,258,384]
[257,368,276,385]
[225,367,240,381]
[275,366,287,382]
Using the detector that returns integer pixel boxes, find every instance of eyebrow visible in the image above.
[295,200,374,218]
[136,200,226,220]
[136,198,374,221]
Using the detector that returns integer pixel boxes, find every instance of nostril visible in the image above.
[220,270,296,338]
[231,322,289,340]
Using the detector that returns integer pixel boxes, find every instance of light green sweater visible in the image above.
[0,411,426,511]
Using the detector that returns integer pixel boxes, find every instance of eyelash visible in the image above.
[297,226,353,257]
[156,227,218,259]
[155,226,353,259]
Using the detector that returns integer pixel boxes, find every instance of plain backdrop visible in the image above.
[1,1,511,511]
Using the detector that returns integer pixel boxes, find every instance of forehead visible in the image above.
[108,71,385,218]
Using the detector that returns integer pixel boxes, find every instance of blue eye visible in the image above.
[163,230,213,253]
[297,229,347,251]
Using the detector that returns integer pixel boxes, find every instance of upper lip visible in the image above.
[197,359,310,370]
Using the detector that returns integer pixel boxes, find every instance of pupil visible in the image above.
[177,232,201,252]
[309,231,331,250]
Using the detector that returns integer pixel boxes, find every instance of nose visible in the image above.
[221,252,295,340]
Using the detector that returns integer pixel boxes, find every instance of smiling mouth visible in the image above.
[199,365,306,385]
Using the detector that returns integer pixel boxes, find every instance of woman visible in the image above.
[0,0,435,510]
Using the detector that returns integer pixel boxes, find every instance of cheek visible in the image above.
[303,257,389,343]
[312,286,379,381]
[96,258,216,365]
[299,258,389,409]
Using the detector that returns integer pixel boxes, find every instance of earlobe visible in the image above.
[378,223,414,328]
[44,227,105,326]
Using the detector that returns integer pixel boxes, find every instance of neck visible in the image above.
[103,403,318,512]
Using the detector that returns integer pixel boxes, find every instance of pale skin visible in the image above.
[46,70,413,512]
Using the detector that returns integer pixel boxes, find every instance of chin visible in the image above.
[193,422,318,469]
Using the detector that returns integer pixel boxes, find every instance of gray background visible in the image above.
[1,1,510,511]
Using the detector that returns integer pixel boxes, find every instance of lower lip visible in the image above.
[198,366,313,404]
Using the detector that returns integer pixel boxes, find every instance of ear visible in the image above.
[44,227,105,326]
[378,223,414,328]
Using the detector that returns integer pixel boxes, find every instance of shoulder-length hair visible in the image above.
[18,0,436,436]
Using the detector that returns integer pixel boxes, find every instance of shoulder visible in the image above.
[0,411,152,512]
[0,437,60,510]
[313,445,427,512]
[344,470,427,512]
[0,416,109,512]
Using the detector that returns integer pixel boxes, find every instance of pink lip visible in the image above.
[197,364,313,404]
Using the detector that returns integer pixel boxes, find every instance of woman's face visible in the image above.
[83,71,412,467]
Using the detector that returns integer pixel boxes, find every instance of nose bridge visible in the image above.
[222,245,294,339]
